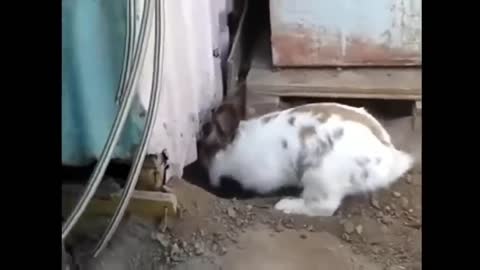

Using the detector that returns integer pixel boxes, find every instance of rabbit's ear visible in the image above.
[214,104,240,139]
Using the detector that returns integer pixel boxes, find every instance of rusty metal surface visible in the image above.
[269,0,421,67]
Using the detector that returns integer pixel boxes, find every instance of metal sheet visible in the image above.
[269,0,421,67]
[62,0,145,166]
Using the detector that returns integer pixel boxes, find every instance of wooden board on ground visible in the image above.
[246,33,422,101]
[62,185,178,222]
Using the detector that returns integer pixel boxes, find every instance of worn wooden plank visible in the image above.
[62,185,177,221]
[247,67,421,100]
[247,33,421,101]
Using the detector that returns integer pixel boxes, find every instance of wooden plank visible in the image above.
[247,33,422,100]
[247,67,422,100]
[62,185,177,221]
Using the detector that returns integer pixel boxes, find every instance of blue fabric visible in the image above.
[62,0,145,165]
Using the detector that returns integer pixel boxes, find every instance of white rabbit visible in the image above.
[198,102,414,217]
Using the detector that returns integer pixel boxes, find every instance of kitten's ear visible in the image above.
[213,104,240,139]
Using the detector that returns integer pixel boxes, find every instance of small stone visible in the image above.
[344,221,355,234]
[400,197,409,209]
[307,225,314,232]
[180,241,187,249]
[355,225,363,235]
[300,234,307,239]
[212,243,218,252]
[281,218,294,229]
[246,205,253,211]
[227,207,236,218]
[213,232,224,240]
[274,222,284,232]
[194,243,204,255]
[385,206,391,212]
[370,197,381,209]
[392,191,401,198]
[408,209,414,213]
[342,233,351,242]
[220,247,227,255]
[171,243,180,255]
[381,216,394,225]
[371,245,381,254]
[151,232,169,248]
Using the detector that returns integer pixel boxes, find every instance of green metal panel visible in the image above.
[62,0,145,166]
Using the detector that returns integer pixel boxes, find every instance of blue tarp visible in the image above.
[62,0,145,165]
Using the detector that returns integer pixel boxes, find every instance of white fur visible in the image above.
[207,103,414,217]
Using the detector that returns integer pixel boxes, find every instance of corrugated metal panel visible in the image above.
[269,0,422,67]
[62,0,225,174]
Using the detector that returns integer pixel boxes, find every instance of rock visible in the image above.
[371,245,382,254]
[381,216,394,225]
[307,225,314,232]
[344,221,355,234]
[400,197,409,209]
[392,191,402,198]
[355,224,363,235]
[246,205,253,211]
[151,232,170,248]
[220,246,227,255]
[194,243,204,255]
[227,207,236,218]
[274,221,284,232]
[370,196,381,209]
[171,243,180,255]
[300,234,307,239]
[213,232,224,239]
[282,218,295,229]
[342,233,351,242]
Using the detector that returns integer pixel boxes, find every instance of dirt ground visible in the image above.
[69,113,421,270]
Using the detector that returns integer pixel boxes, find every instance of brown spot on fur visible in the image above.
[355,157,371,167]
[291,103,390,145]
[261,112,279,124]
[361,170,369,180]
[298,125,317,144]
[332,127,344,140]
[288,116,296,126]
[281,139,288,149]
